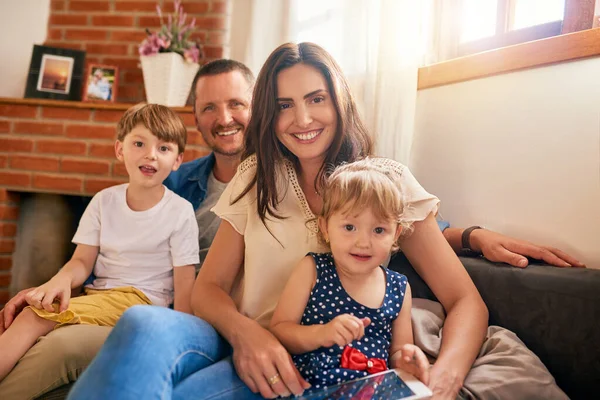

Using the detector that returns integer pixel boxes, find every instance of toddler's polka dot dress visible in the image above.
[292,252,408,391]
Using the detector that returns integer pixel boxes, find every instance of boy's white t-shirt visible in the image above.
[73,184,199,307]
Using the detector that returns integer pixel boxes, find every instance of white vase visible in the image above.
[140,53,200,107]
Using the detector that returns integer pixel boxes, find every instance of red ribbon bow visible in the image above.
[340,346,387,374]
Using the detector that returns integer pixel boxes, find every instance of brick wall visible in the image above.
[46,0,230,103]
[0,99,210,305]
[0,189,19,305]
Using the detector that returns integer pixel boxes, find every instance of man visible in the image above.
[0,58,583,399]
[163,59,253,269]
[0,59,255,399]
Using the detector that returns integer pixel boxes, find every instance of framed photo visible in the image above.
[24,45,86,101]
[83,64,119,102]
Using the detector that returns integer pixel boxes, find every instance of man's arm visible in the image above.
[437,214,584,268]
[442,227,585,268]
[0,288,34,332]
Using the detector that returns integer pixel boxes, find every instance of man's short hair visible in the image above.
[190,59,255,104]
[117,103,187,153]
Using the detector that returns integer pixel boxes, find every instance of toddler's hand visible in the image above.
[25,276,72,313]
[391,344,430,385]
[321,314,371,348]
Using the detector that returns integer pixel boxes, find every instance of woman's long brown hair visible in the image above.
[235,42,373,227]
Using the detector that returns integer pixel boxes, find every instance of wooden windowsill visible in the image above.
[418,27,600,90]
[0,97,193,112]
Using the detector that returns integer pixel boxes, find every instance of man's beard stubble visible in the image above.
[202,122,245,157]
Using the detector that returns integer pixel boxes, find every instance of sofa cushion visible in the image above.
[388,253,600,399]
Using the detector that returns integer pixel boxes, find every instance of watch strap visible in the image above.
[461,226,483,252]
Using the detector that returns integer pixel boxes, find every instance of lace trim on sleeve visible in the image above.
[238,154,258,176]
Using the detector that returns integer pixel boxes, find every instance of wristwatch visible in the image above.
[461,226,483,254]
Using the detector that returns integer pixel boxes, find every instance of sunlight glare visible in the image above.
[511,0,566,30]
[460,0,498,43]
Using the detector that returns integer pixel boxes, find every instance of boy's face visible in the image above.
[115,124,183,189]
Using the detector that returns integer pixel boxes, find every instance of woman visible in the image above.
[68,43,557,400]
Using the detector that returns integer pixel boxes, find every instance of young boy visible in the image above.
[0,103,199,381]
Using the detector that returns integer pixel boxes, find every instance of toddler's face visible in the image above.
[115,124,183,189]
[322,207,401,274]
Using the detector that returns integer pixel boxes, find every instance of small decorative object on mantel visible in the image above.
[139,0,203,107]
[24,45,86,101]
[82,63,119,102]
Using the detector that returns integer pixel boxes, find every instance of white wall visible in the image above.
[412,57,600,268]
[0,0,50,98]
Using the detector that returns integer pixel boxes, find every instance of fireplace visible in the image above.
[9,192,87,295]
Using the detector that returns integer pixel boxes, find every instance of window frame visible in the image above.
[458,0,595,57]
[418,26,600,90]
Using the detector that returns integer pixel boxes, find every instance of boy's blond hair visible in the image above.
[117,103,187,153]
[318,158,410,252]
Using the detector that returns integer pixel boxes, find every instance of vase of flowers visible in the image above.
[139,0,202,107]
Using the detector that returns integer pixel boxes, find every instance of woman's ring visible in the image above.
[268,373,281,385]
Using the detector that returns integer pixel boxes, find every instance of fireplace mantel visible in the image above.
[0,97,193,112]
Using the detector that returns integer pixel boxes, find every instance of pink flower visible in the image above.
[139,32,171,56]
[184,46,200,63]
[156,33,171,49]
[140,1,202,64]
[139,33,159,56]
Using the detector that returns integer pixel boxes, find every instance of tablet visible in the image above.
[294,369,432,399]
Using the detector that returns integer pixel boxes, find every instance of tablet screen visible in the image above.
[295,370,416,400]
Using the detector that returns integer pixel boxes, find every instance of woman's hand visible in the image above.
[321,314,371,348]
[427,363,463,400]
[25,275,72,313]
[470,229,585,268]
[390,344,430,385]
[231,318,311,399]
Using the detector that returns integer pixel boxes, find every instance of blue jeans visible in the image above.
[67,305,262,400]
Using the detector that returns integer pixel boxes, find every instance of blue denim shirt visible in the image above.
[437,216,450,232]
[164,153,216,211]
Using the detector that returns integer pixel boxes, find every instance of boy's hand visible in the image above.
[25,275,72,313]
[390,344,430,385]
[321,314,371,348]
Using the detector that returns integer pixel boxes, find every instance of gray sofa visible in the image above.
[41,255,600,399]
[389,254,600,400]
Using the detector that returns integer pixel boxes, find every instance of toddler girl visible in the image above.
[270,158,430,393]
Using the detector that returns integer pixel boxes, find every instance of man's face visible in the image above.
[194,71,251,157]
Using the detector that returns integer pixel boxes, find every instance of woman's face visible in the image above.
[275,63,337,166]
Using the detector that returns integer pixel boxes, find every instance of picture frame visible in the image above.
[82,64,119,103]
[24,45,86,101]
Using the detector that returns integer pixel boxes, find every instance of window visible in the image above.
[511,0,566,30]
[459,0,569,56]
